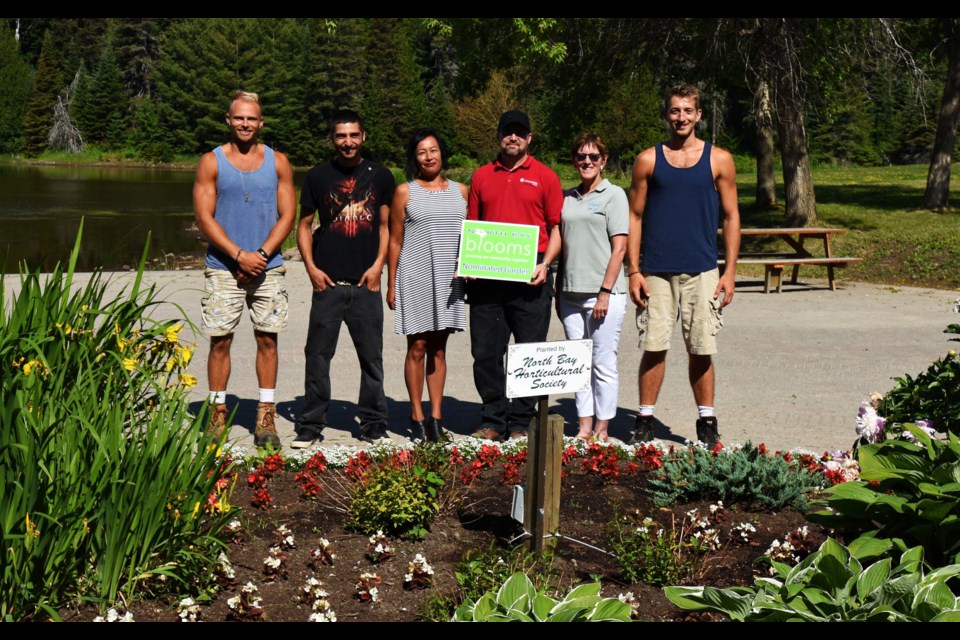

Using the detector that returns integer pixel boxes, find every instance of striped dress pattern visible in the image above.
[395,180,467,335]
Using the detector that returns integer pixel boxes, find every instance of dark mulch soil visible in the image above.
[58,460,824,622]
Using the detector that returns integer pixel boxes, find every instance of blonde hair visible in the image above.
[229,90,261,109]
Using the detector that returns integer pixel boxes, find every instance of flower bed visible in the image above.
[60,437,848,621]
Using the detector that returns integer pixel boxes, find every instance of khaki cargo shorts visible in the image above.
[636,269,723,355]
[201,265,288,337]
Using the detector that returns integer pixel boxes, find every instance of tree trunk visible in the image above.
[776,107,816,226]
[765,18,817,226]
[753,77,778,209]
[922,18,960,211]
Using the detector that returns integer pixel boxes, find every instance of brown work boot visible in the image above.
[208,403,228,440]
[255,402,282,449]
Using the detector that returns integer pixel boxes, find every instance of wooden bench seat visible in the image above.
[718,256,863,293]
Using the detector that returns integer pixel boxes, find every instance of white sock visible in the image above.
[638,405,655,417]
[259,388,276,404]
[698,406,715,418]
[209,390,227,405]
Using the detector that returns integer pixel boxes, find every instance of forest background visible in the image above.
[4,17,960,222]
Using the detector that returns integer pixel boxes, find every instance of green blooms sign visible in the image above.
[457,220,538,282]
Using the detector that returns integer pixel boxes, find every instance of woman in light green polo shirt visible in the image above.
[556,133,629,442]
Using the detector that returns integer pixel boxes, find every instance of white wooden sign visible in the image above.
[505,340,592,399]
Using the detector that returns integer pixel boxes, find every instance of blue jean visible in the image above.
[301,284,387,434]
[467,276,552,434]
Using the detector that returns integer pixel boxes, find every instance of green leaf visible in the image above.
[876,573,921,606]
[701,586,756,621]
[664,586,710,611]
[849,534,894,561]
[929,609,960,622]
[531,594,556,621]
[501,607,535,621]
[563,582,602,600]
[811,553,853,591]
[588,599,632,621]
[856,558,891,599]
[496,572,535,610]
[899,545,925,572]
[544,607,587,622]
[472,593,498,620]
[913,582,958,612]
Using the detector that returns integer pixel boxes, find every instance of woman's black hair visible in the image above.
[405,128,450,180]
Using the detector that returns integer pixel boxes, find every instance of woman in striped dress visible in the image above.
[387,129,468,442]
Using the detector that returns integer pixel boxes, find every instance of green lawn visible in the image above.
[598,163,960,291]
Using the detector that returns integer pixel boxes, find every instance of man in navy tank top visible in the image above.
[625,84,741,447]
[194,91,297,448]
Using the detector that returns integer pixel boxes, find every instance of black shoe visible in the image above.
[696,416,720,446]
[360,424,390,443]
[628,415,655,445]
[291,425,324,450]
[409,418,427,441]
[425,417,450,443]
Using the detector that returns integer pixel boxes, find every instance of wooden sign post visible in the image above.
[506,340,592,552]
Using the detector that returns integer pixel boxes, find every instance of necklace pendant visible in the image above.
[244,194,249,202]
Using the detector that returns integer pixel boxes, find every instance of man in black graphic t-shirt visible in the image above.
[294,109,396,447]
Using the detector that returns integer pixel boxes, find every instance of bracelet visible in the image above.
[599,286,613,294]
[257,248,269,260]
[235,248,242,261]
[627,271,640,277]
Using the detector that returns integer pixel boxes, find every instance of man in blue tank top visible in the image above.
[625,84,741,447]
[194,90,297,448]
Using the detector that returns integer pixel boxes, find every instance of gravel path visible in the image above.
[27,268,956,453]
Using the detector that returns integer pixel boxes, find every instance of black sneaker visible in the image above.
[696,416,720,446]
[628,415,655,445]
[360,424,390,443]
[291,425,324,450]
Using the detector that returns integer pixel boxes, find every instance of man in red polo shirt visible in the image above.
[467,110,563,441]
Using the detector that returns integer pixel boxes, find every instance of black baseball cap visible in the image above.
[498,110,531,134]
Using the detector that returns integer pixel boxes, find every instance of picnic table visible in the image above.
[718,227,862,293]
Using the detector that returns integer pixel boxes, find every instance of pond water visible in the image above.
[0,163,204,272]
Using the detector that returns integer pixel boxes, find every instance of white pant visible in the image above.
[558,292,626,420]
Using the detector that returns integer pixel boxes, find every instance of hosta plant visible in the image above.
[808,425,960,565]
[453,572,632,622]
[665,538,960,622]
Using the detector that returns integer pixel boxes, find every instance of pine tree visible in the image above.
[21,30,62,156]
[304,18,369,149]
[130,98,172,162]
[113,18,163,99]
[249,19,313,165]
[362,18,429,164]
[156,18,247,153]
[0,24,34,152]
[49,18,108,80]
[73,43,129,148]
